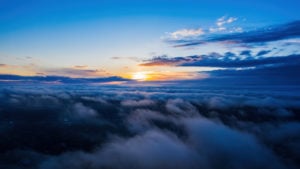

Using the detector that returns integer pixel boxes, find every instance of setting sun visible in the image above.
[132,72,148,81]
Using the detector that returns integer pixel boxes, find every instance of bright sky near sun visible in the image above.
[0,0,300,80]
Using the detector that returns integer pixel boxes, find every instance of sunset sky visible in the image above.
[0,0,300,83]
[1,2,300,169]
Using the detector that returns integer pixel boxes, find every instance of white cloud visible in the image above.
[209,16,240,33]
[165,16,239,40]
[170,28,204,39]
[216,16,237,27]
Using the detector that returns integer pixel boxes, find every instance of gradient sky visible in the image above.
[0,0,300,81]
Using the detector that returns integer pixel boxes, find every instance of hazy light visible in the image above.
[132,72,148,81]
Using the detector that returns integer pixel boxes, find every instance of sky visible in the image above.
[0,0,300,83]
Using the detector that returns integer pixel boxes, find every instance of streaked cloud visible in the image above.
[164,16,239,42]
[73,65,88,69]
[140,55,190,67]
[170,20,300,47]
[141,52,300,68]
[0,74,130,84]
[44,67,108,78]
[168,28,205,40]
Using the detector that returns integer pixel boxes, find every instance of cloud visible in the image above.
[121,99,156,107]
[240,50,252,56]
[204,61,300,85]
[181,54,300,68]
[164,16,238,41]
[40,130,201,169]
[110,56,140,61]
[0,74,130,84]
[165,98,199,117]
[70,102,98,118]
[183,118,286,169]
[256,50,271,56]
[171,20,300,47]
[216,16,238,27]
[141,53,300,69]
[140,55,191,66]
[44,67,108,77]
[0,84,299,169]
[73,65,88,69]
[169,28,204,39]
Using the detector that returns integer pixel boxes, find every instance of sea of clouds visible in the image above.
[0,84,299,169]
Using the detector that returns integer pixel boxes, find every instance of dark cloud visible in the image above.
[140,55,190,66]
[0,84,299,169]
[181,54,300,68]
[170,20,300,47]
[256,50,271,56]
[0,74,130,84]
[141,53,300,69]
[204,61,300,85]
[240,50,252,56]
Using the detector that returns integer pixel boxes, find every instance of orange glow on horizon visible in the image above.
[131,72,148,81]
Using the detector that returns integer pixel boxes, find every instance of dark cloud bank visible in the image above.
[0,84,300,169]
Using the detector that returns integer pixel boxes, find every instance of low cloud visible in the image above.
[121,99,156,107]
[0,74,130,84]
[44,67,108,78]
[0,84,299,169]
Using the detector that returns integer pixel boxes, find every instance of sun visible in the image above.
[132,72,148,81]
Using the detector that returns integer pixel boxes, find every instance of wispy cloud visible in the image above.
[0,74,130,84]
[73,65,88,69]
[170,20,300,47]
[164,16,239,41]
[168,28,205,39]
[216,16,237,27]
[140,55,191,67]
[110,56,140,61]
[39,67,108,78]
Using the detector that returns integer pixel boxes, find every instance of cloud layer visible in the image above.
[0,84,299,169]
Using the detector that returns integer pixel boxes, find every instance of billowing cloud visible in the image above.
[121,99,156,107]
[0,84,299,169]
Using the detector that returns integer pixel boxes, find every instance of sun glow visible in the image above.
[132,72,148,81]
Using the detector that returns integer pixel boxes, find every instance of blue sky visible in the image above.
[0,0,300,83]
